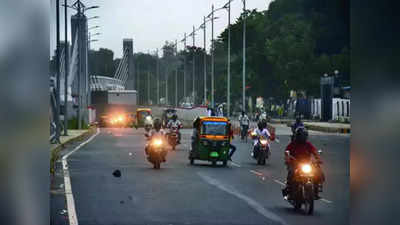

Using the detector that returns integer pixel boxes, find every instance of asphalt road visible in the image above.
[61,124,349,225]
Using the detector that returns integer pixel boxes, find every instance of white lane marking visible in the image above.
[274,138,280,143]
[62,128,100,225]
[230,161,241,167]
[274,179,286,187]
[320,198,333,204]
[273,179,333,204]
[250,170,263,176]
[198,172,288,225]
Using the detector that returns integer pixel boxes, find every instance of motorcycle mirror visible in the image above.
[318,149,323,155]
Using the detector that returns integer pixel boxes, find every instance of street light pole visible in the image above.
[183,33,187,100]
[242,0,246,112]
[156,49,160,105]
[147,70,150,105]
[64,0,69,135]
[175,39,178,107]
[227,1,231,117]
[211,4,215,109]
[56,0,61,141]
[192,25,196,104]
[203,16,207,105]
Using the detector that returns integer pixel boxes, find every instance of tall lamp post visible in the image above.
[55,0,61,142]
[242,0,246,112]
[64,0,69,136]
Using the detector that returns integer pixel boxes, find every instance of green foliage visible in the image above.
[211,0,349,103]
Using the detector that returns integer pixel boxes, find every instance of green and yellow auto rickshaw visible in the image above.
[189,117,230,167]
[134,108,152,130]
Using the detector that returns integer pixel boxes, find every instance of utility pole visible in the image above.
[175,39,178,107]
[56,0,61,140]
[183,33,187,100]
[227,1,231,117]
[77,3,82,129]
[242,0,247,112]
[64,0,69,135]
[156,49,160,105]
[192,25,196,104]
[211,4,215,109]
[166,54,168,106]
[203,16,207,105]
[147,70,150,105]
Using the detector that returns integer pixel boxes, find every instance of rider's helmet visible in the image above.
[172,114,177,121]
[257,121,264,130]
[295,127,308,143]
[261,119,267,129]
[241,111,245,116]
[153,118,162,131]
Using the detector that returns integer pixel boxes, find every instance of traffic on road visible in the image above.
[51,113,349,225]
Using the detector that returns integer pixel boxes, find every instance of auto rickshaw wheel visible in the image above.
[211,160,217,167]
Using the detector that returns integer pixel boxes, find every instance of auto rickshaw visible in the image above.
[134,108,152,129]
[189,117,230,167]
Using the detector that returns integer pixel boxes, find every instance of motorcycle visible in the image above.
[167,125,181,150]
[145,133,167,169]
[250,131,271,165]
[283,151,323,215]
[144,115,153,132]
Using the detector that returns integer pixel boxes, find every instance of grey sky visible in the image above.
[51,0,272,59]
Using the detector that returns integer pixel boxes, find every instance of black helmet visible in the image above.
[295,127,308,143]
[153,118,162,131]
[261,119,267,129]
[242,111,245,116]
[172,114,177,121]
[257,121,263,130]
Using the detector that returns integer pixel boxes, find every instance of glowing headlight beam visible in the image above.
[301,164,312,173]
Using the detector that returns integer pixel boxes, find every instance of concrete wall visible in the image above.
[108,91,137,105]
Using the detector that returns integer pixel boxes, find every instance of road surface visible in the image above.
[51,124,349,225]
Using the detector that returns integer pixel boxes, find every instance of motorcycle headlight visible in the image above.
[301,164,312,174]
[146,116,152,121]
[260,140,268,145]
[153,139,162,147]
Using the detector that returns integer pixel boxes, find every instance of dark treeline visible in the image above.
[87,0,349,107]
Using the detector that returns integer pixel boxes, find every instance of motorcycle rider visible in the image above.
[283,127,324,199]
[252,121,271,158]
[145,118,167,161]
[238,111,250,139]
[167,114,182,144]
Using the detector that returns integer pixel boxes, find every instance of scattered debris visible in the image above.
[113,170,121,178]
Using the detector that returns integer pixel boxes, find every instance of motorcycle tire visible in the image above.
[304,184,314,215]
[211,159,217,167]
[190,158,194,165]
